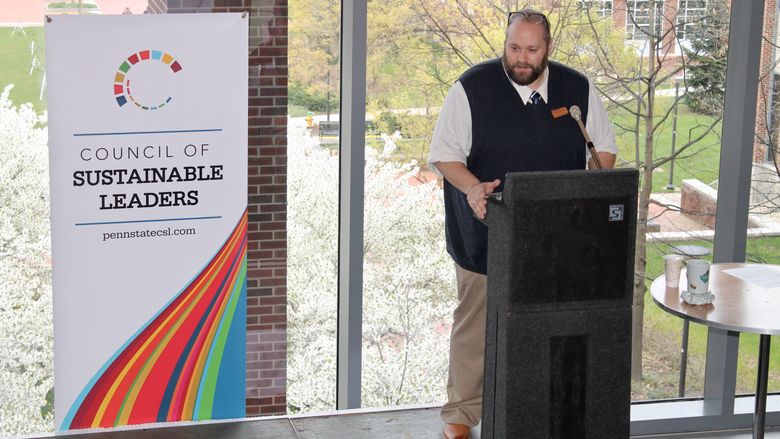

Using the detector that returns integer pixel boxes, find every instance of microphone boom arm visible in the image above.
[586,141,604,169]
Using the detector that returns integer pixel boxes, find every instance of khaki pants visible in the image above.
[441,262,487,427]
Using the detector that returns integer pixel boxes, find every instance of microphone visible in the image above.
[569,105,603,169]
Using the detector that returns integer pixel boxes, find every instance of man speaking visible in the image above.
[427,9,618,439]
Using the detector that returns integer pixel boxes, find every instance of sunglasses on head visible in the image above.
[507,10,549,26]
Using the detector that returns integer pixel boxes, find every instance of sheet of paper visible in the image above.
[723,266,780,289]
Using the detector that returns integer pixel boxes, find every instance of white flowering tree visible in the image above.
[0,85,53,435]
[286,120,340,411]
[287,119,456,412]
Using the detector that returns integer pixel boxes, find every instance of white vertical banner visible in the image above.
[45,14,248,430]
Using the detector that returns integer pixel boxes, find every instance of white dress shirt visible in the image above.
[427,65,617,174]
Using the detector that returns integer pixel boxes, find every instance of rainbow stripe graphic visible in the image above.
[61,212,247,430]
[114,50,183,110]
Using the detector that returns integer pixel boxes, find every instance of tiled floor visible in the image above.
[640,430,780,438]
[19,406,780,439]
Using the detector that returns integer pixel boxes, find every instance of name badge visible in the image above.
[551,107,569,119]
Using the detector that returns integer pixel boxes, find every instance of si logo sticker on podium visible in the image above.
[609,204,625,221]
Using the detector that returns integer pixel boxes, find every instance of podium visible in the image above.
[481,169,638,438]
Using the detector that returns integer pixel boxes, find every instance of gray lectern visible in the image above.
[481,169,638,439]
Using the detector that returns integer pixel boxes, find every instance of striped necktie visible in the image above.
[529,90,542,105]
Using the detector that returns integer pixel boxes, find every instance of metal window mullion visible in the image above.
[708,0,765,418]
[336,0,367,411]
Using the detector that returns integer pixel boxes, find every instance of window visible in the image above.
[579,0,614,17]
[676,0,708,41]
[625,0,665,40]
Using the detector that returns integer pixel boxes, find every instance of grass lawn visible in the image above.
[0,26,47,113]
[612,96,722,192]
[288,104,310,117]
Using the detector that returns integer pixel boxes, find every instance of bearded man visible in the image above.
[427,9,618,439]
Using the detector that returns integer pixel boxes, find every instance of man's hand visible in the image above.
[466,179,500,220]
[434,161,501,219]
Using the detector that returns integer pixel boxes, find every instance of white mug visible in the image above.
[686,259,711,295]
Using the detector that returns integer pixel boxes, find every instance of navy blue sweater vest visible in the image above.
[444,59,590,274]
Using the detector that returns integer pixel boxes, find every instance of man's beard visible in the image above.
[502,52,548,86]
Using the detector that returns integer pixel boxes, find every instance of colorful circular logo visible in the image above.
[113,50,182,110]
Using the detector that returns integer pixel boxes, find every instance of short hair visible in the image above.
[506,8,551,45]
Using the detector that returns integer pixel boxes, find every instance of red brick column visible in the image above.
[159,0,288,418]
[755,0,778,162]
[612,0,627,31]
[660,0,678,57]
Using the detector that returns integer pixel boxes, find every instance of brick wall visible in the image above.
[159,0,288,417]
[660,0,678,55]
[612,0,627,31]
[680,179,718,229]
[610,0,678,59]
[754,0,778,162]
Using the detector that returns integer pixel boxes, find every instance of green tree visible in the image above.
[288,0,340,115]
[683,0,729,116]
